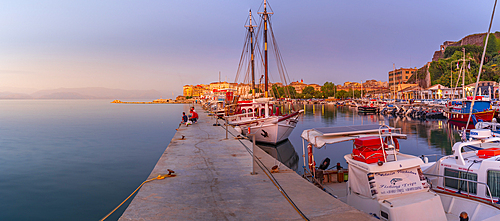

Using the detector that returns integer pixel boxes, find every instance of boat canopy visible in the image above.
[301,124,407,148]
[463,100,491,113]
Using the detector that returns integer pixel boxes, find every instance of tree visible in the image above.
[302,86,315,96]
[321,82,336,98]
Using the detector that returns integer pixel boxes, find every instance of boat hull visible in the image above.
[446,110,497,123]
[242,118,298,144]
[358,106,378,114]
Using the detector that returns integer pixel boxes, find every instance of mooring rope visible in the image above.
[99,173,176,221]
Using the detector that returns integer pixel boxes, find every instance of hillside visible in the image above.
[420,31,500,88]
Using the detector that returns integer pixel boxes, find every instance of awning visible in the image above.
[301,124,407,148]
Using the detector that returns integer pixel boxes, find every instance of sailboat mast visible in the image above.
[245,10,257,94]
[260,0,271,97]
[462,48,465,98]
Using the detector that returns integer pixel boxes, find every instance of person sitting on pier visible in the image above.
[182,112,188,124]
[190,107,198,123]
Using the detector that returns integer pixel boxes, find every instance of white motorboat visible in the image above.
[421,129,500,220]
[301,124,447,220]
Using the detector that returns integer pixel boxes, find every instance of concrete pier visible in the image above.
[119,107,375,221]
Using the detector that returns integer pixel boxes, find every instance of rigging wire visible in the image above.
[465,0,498,129]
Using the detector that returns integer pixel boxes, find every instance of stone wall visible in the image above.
[432,32,500,61]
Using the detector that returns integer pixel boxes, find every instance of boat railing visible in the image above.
[420,154,446,162]
[423,173,496,204]
[225,112,258,122]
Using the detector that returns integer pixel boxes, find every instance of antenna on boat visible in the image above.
[465,0,498,129]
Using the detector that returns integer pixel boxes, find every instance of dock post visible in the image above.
[225,117,228,139]
[251,134,258,175]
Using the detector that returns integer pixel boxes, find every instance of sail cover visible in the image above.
[301,125,407,148]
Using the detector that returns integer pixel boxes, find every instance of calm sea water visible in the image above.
[0,100,186,221]
[265,104,461,175]
[0,101,460,220]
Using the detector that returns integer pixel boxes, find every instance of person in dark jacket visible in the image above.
[182,112,188,123]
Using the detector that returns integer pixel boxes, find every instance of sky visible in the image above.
[1,0,500,97]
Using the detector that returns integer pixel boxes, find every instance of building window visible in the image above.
[488,170,500,198]
[406,76,408,79]
[406,71,409,74]
[444,168,477,194]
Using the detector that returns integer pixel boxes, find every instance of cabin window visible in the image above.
[261,109,265,116]
[242,109,246,114]
[444,168,477,194]
[487,170,500,198]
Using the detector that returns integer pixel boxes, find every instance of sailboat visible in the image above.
[444,48,497,127]
[228,0,303,144]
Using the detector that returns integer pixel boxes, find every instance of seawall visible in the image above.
[118,106,375,220]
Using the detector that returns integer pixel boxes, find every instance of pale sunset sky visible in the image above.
[1,0,499,97]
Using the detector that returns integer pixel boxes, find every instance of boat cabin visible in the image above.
[301,125,447,220]
[421,129,500,220]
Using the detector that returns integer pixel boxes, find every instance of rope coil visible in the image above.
[99,171,176,221]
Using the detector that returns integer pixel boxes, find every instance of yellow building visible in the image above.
[183,85,193,97]
[388,67,417,92]
[290,80,307,93]
[309,84,322,91]
[209,81,231,91]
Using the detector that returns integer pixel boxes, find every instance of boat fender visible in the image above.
[307,144,316,172]
[318,157,330,170]
[384,137,399,151]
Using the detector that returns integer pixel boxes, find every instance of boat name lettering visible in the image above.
[442,164,451,167]
[458,167,471,171]
[401,182,417,187]
[375,171,396,176]
[380,182,417,189]
[380,184,401,189]
[397,170,417,175]
[405,186,422,192]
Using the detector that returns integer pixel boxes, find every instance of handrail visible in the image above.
[420,154,446,162]
[423,173,495,204]
[225,112,258,123]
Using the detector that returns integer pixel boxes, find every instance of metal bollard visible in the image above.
[251,134,257,175]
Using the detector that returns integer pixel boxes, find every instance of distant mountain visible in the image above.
[0,92,33,99]
[0,87,164,100]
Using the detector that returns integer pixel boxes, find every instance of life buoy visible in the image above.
[384,136,400,151]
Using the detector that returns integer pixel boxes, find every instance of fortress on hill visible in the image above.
[432,32,500,61]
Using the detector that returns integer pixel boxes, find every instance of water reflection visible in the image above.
[257,139,299,171]
[281,104,462,174]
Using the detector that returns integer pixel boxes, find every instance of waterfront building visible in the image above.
[183,85,193,97]
[308,84,322,91]
[209,81,231,91]
[465,81,499,99]
[235,83,251,96]
[183,85,205,97]
[290,80,307,94]
[389,67,418,98]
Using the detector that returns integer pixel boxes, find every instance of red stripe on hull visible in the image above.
[447,110,497,123]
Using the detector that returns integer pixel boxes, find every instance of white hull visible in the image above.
[239,116,298,144]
